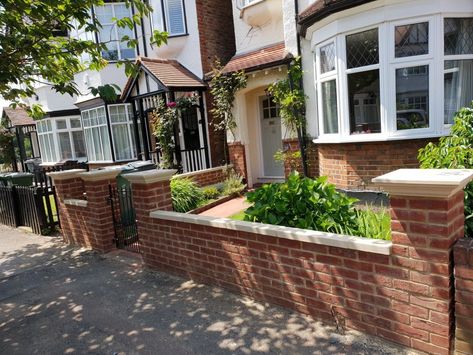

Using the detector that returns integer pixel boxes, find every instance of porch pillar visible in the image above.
[373,169,473,354]
[198,90,210,169]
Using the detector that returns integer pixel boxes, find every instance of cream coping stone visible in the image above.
[124,169,177,184]
[64,199,88,208]
[150,210,392,255]
[47,169,87,181]
[79,166,125,182]
[372,169,473,198]
[176,165,233,180]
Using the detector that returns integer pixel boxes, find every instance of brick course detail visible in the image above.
[228,142,247,181]
[454,239,473,355]
[317,138,437,190]
[131,175,465,355]
[54,177,116,253]
[175,166,227,187]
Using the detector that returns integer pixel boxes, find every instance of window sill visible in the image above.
[167,33,189,39]
[313,132,448,144]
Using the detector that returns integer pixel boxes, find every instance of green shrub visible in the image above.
[418,103,473,236]
[202,186,220,200]
[244,172,360,235]
[356,207,391,240]
[170,178,204,213]
[222,171,246,196]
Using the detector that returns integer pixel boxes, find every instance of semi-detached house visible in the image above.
[26,0,235,172]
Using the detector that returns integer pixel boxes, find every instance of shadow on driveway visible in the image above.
[0,231,417,354]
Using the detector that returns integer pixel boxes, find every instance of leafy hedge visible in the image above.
[244,172,390,240]
[418,103,473,236]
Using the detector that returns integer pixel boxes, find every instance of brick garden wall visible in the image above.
[454,239,473,355]
[129,171,467,355]
[175,166,228,187]
[317,139,435,190]
[282,139,319,178]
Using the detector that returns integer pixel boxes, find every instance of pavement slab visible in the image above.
[0,228,420,355]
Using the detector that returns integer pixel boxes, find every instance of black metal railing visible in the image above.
[150,147,209,173]
[32,162,88,189]
[0,186,18,228]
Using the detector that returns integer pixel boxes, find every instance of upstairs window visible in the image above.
[95,3,136,60]
[153,0,187,37]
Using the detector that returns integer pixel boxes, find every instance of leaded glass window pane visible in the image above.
[396,65,429,130]
[320,42,336,74]
[321,80,338,134]
[346,28,379,69]
[444,18,473,55]
[395,22,429,58]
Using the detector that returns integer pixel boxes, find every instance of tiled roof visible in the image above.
[121,57,205,100]
[2,107,35,127]
[299,0,376,36]
[222,42,291,74]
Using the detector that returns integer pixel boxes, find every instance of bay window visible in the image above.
[108,104,137,161]
[313,14,473,141]
[36,118,86,163]
[95,2,136,60]
[81,107,113,162]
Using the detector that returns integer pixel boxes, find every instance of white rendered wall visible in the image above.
[231,0,284,54]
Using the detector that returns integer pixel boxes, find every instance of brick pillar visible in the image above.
[228,142,247,181]
[49,169,87,202]
[79,169,123,253]
[125,170,176,266]
[453,239,473,354]
[374,169,473,354]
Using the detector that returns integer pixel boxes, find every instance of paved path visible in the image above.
[199,197,251,218]
[0,228,418,355]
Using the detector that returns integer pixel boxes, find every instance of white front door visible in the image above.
[260,96,284,177]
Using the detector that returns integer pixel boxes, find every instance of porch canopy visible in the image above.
[2,107,40,172]
[121,57,210,172]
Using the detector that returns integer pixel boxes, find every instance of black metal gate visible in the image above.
[108,184,140,253]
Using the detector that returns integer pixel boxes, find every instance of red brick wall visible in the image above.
[55,177,116,253]
[228,142,247,181]
[454,239,473,355]
[317,138,436,190]
[282,139,319,178]
[195,0,236,168]
[131,175,464,355]
[175,166,227,187]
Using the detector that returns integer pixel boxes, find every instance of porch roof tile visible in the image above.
[222,42,292,74]
[2,107,35,127]
[121,57,205,100]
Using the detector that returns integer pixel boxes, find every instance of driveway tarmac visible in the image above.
[0,226,418,354]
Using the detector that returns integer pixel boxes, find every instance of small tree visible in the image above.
[267,57,308,176]
[418,103,473,236]
[0,0,168,117]
[0,128,15,170]
[209,60,247,163]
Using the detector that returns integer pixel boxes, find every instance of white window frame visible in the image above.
[152,0,189,38]
[81,107,113,163]
[108,104,137,162]
[95,2,136,61]
[312,9,473,143]
[36,117,86,163]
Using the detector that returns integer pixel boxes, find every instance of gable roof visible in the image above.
[2,107,35,127]
[298,0,376,37]
[222,42,292,74]
[121,57,206,101]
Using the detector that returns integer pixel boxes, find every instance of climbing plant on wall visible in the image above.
[267,57,308,176]
[0,128,15,170]
[209,59,247,162]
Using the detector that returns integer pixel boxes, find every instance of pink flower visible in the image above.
[167,101,177,108]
